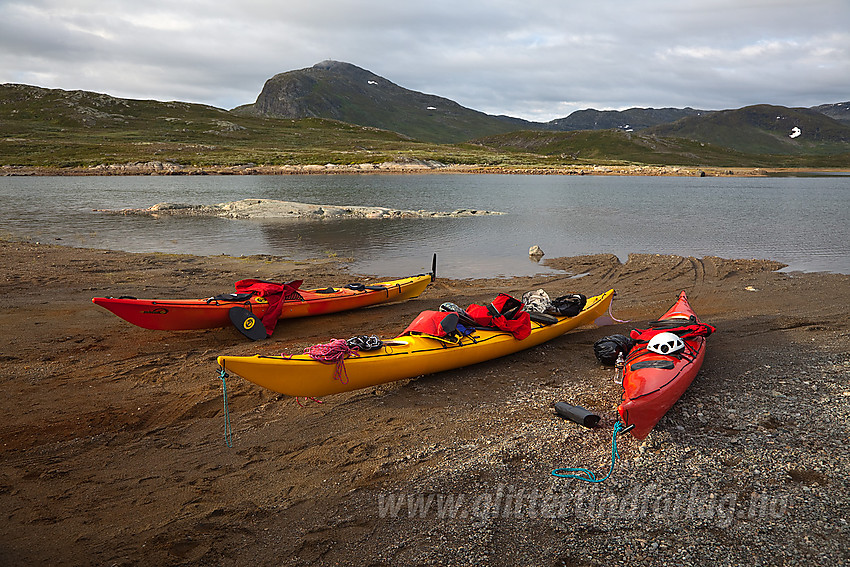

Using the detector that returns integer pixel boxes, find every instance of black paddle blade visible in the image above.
[229,306,267,341]
[554,402,601,428]
[529,311,558,325]
[431,253,437,281]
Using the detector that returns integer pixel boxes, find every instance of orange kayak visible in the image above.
[618,291,714,439]
[93,272,432,332]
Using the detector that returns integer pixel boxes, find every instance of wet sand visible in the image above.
[1,240,848,565]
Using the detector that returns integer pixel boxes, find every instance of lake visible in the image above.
[1,173,848,279]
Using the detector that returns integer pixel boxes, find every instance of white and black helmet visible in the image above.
[647,332,685,355]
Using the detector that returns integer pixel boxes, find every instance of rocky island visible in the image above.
[96,198,504,220]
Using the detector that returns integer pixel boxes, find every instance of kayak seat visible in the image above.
[649,316,697,329]
[207,292,256,303]
[344,283,388,292]
[630,360,676,370]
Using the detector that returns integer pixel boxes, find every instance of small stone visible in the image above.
[529,245,544,258]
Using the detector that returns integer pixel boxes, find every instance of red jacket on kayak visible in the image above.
[233,279,303,336]
[630,323,715,343]
[465,293,531,340]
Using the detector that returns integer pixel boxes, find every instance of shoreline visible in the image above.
[7,234,849,278]
[5,161,849,177]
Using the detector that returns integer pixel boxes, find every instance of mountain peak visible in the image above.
[238,61,529,143]
[312,60,357,71]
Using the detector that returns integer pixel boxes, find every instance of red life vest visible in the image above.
[630,323,715,343]
[465,293,531,340]
[233,279,303,337]
[401,311,462,343]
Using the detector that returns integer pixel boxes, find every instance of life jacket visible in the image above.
[401,311,466,344]
[232,279,303,337]
[465,293,532,340]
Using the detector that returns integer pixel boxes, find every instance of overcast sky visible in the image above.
[1,0,848,122]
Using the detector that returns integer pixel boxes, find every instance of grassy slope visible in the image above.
[1,85,848,169]
[0,84,518,167]
[643,105,850,156]
[471,129,850,168]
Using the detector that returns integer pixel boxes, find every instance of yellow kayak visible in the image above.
[217,289,615,397]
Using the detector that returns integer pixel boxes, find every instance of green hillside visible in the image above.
[644,104,850,155]
[1,81,848,170]
[0,84,522,168]
[470,129,850,168]
[548,107,702,131]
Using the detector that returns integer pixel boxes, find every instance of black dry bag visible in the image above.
[549,294,586,317]
[593,334,636,366]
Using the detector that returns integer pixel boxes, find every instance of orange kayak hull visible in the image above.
[93,273,432,331]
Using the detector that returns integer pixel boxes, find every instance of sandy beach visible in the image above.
[1,239,848,566]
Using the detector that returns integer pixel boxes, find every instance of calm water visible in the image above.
[1,174,848,279]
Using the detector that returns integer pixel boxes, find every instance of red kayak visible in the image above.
[618,291,715,439]
[93,272,432,332]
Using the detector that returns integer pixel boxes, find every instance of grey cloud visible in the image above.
[0,0,848,121]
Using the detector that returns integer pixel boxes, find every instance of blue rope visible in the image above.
[551,421,626,482]
[219,367,233,448]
